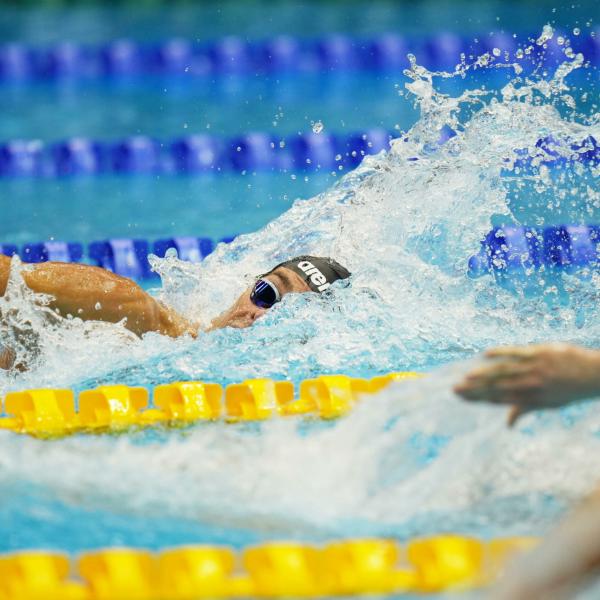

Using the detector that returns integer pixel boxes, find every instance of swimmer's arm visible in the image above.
[491,489,600,599]
[454,344,600,426]
[0,255,197,338]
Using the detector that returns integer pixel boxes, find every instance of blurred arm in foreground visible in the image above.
[454,343,600,426]
[455,344,600,596]
[490,489,600,599]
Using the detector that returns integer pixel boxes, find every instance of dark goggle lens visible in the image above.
[250,279,279,308]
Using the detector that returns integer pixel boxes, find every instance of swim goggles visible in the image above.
[250,278,281,309]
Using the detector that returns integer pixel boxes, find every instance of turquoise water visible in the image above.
[2,6,600,600]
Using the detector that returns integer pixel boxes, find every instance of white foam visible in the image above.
[0,39,599,539]
[0,361,598,537]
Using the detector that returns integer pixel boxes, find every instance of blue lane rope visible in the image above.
[468,225,600,279]
[0,129,396,178]
[0,236,236,280]
[4,225,600,283]
[0,31,596,82]
[2,131,599,179]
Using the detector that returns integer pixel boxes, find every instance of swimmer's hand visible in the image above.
[453,344,600,426]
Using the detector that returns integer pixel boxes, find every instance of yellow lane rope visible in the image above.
[0,535,539,599]
[0,373,422,437]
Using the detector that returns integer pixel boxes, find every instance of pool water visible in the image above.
[2,3,600,598]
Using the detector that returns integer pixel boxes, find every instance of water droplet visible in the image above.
[476,53,491,67]
[312,121,324,134]
[94,302,102,311]
[536,24,554,46]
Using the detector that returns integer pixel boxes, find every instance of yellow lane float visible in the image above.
[0,535,538,600]
[0,372,421,437]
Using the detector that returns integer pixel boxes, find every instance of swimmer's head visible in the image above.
[210,256,351,330]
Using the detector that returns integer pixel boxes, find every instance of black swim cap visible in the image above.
[273,255,351,293]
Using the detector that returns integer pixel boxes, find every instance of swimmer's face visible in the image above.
[210,266,311,330]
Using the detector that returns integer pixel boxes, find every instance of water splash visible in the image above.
[1,361,599,543]
[1,36,600,550]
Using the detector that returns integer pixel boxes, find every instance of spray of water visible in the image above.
[1,34,600,547]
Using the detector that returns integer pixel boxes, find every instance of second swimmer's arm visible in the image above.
[0,256,197,338]
[454,344,600,425]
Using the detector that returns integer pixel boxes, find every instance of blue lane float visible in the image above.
[2,131,599,179]
[468,225,600,279]
[0,236,233,279]
[0,129,397,178]
[0,30,597,82]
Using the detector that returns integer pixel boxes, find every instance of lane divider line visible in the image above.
[0,29,584,82]
[0,373,422,437]
[0,129,395,178]
[0,536,540,598]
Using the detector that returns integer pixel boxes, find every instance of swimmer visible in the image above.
[0,253,350,344]
[454,343,600,426]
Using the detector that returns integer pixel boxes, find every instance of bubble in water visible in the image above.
[536,24,555,46]
[312,121,324,134]
[492,48,502,57]
[476,53,491,67]
[573,28,581,36]
[94,302,102,311]
[516,49,524,59]
[557,36,565,46]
